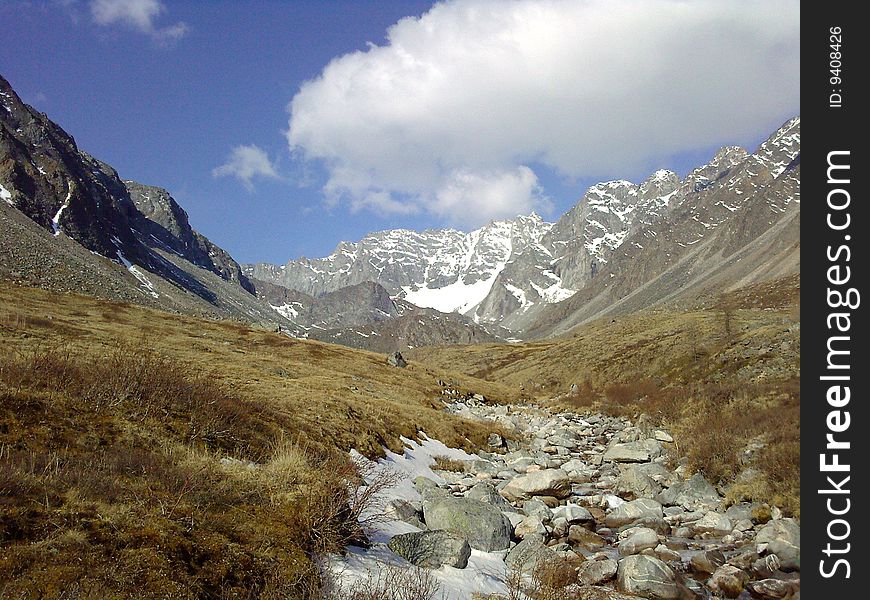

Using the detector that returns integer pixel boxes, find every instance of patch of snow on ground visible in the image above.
[51,187,72,235]
[0,183,12,205]
[112,238,160,299]
[270,302,301,320]
[401,274,499,315]
[327,436,514,599]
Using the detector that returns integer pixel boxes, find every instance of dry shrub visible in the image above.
[503,557,580,600]
[323,562,443,600]
[432,456,468,472]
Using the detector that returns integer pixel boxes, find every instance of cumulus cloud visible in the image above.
[212,145,279,191]
[90,0,188,41]
[288,0,799,226]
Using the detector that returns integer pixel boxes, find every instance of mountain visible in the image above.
[0,74,290,327]
[249,117,800,335]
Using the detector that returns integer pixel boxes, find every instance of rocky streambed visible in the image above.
[327,398,800,599]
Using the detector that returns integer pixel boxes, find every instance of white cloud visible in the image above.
[90,0,188,41]
[212,145,279,191]
[288,0,800,227]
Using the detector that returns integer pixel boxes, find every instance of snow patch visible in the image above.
[326,437,513,599]
[51,186,72,235]
[0,183,12,206]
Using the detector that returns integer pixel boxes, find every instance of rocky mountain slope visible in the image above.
[1,74,280,325]
[249,118,799,336]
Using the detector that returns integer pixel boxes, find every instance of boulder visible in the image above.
[515,515,548,539]
[689,549,725,575]
[500,469,572,501]
[467,481,512,511]
[603,439,663,463]
[605,498,664,529]
[617,555,682,599]
[505,534,558,573]
[617,527,659,556]
[387,530,471,569]
[576,558,618,585]
[756,518,800,571]
[657,473,722,511]
[384,499,426,530]
[691,512,733,536]
[615,465,663,499]
[387,351,407,367]
[746,578,800,599]
[552,504,594,523]
[568,525,607,549]
[423,497,513,551]
[707,564,749,598]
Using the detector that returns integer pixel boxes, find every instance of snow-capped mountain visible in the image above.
[248,117,800,334]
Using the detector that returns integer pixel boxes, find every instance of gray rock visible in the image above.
[617,555,682,599]
[618,527,659,556]
[657,473,722,510]
[552,503,594,523]
[707,564,749,598]
[689,549,725,575]
[568,525,607,549]
[467,481,512,511]
[756,518,800,571]
[576,558,618,585]
[487,433,505,448]
[691,511,733,536]
[500,469,572,501]
[603,439,663,463]
[522,499,554,521]
[515,514,547,539]
[385,499,426,530]
[423,496,513,551]
[387,530,471,569]
[505,533,558,573]
[615,465,662,499]
[387,351,407,367]
[746,578,800,599]
[605,498,664,528]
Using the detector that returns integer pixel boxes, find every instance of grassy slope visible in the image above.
[411,275,800,515]
[0,285,516,598]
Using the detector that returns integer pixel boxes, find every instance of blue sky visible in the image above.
[1,0,799,265]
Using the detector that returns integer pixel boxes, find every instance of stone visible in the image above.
[690,549,725,575]
[521,499,554,521]
[467,481,512,511]
[615,465,662,499]
[756,518,800,571]
[568,525,607,549]
[707,564,749,598]
[617,527,659,556]
[617,555,682,599]
[603,439,663,463]
[657,473,722,511]
[387,351,407,367]
[505,534,558,573]
[487,433,505,448]
[552,503,594,523]
[515,515,548,539]
[385,499,426,530]
[551,516,570,538]
[576,558,618,585]
[605,498,664,529]
[746,578,800,599]
[500,469,572,501]
[387,530,471,569]
[423,496,513,551]
[691,512,733,536]
[654,430,674,443]
[654,544,681,562]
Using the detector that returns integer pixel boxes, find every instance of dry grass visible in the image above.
[432,456,469,473]
[0,284,517,597]
[412,276,801,515]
